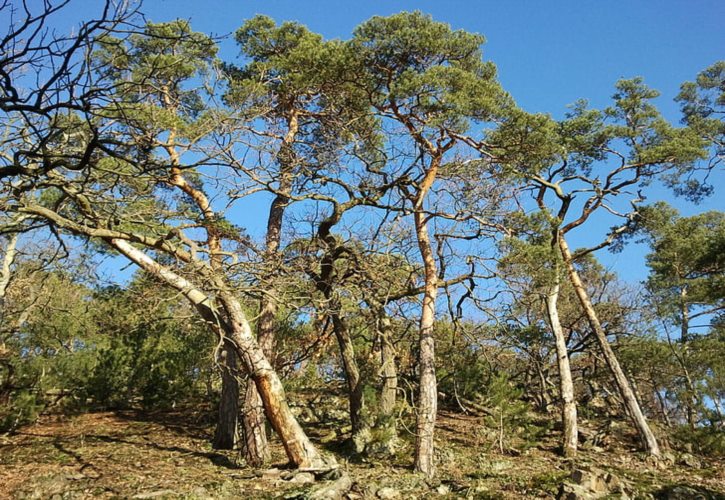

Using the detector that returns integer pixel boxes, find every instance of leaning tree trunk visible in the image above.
[213,340,241,449]
[413,207,439,478]
[240,290,276,465]
[240,111,299,466]
[109,238,330,469]
[558,235,660,457]
[544,272,578,458]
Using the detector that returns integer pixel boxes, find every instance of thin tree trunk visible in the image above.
[213,340,240,449]
[312,202,368,448]
[558,235,660,457]
[545,274,578,458]
[413,207,439,478]
[654,383,672,427]
[411,154,442,478]
[109,238,330,469]
[678,286,702,429]
[535,364,552,412]
[330,310,365,444]
[0,232,19,307]
[378,313,398,419]
[0,232,20,404]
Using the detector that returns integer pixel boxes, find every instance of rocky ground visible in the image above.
[0,404,722,499]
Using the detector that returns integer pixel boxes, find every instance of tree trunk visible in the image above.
[535,364,552,412]
[0,232,19,308]
[313,200,368,448]
[545,275,578,457]
[378,314,398,419]
[558,235,661,457]
[213,340,240,449]
[218,291,330,469]
[330,310,365,447]
[109,238,330,469]
[240,111,299,465]
[677,286,702,429]
[654,385,672,427]
[413,208,439,478]
[241,379,269,465]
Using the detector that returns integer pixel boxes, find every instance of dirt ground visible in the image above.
[0,408,723,499]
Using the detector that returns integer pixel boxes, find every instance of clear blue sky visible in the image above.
[55,0,724,283]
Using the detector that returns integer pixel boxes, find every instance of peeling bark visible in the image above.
[413,206,439,478]
[240,111,298,465]
[109,238,330,469]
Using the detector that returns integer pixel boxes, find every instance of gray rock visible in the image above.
[290,472,316,484]
[677,453,702,468]
[308,473,353,500]
[655,485,722,500]
[189,486,212,499]
[376,487,401,499]
[559,468,629,500]
[260,467,282,479]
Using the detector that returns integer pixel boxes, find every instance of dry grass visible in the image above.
[0,407,722,499]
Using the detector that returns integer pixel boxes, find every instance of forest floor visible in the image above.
[0,403,723,499]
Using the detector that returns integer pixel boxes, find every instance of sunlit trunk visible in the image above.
[240,111,298,465]
[109,238,330,469]
[413,208,438,478]
[558,235,660,457]
[545,274,578,457]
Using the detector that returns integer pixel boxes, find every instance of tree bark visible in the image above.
[544,274,578,457]
[240,110,299,465]
[109,238,330,469]
[212,340,240,449]
[411,154,441,478]
[413,207,439,478]
[331,310,365,441]
[241,378,269,465]
[677,286,702,429]
[0,232,19,307]
[558,235,660,457]
[378,313,398,419]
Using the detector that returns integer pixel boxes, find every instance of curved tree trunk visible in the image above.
[109,238,330,469]
[240,110,299,466]
[213,340,240,449]
[558,235,660,457]
[544,273,578,457]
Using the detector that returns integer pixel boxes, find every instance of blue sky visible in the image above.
[51,0,723,284]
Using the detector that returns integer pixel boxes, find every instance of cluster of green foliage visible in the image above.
[0,269,215,432]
